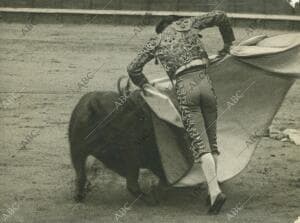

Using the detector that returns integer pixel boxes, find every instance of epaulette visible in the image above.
[147,35,161,50]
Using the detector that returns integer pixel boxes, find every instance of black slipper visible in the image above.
[208,193,226,215]
[206,182,222,206]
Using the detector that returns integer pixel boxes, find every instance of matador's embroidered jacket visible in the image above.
[127,10,235,87]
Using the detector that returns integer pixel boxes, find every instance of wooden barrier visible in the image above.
[1,8,300,21]
[0,7,299,30]
[0,0,299,15]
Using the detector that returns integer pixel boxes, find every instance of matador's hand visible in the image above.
[218,43,232,57]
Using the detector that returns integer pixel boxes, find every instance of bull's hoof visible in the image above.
[140,192,159,206]
[74,193,86,203]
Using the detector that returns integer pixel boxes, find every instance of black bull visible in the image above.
[68,80,181,205]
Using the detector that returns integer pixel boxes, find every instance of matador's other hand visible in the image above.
[142,83,154,96]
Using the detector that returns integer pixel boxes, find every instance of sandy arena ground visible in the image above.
[0,22,299,223]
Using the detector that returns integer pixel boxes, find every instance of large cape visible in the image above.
[142,33,300,185]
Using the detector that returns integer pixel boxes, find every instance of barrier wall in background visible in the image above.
[0,0,300,15]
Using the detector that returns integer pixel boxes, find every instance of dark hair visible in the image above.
[155,15,184,34]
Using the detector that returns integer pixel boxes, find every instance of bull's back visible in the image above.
[68,91,119,144]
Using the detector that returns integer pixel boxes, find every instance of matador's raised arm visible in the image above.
[191,10,235,45]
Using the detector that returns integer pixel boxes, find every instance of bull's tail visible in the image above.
[68,104,77,144]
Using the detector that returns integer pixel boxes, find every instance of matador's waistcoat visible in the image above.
[127,10,235,87]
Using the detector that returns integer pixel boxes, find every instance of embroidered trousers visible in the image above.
[175,68,219,163]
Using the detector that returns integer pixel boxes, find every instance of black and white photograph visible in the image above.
[0,0,299,222]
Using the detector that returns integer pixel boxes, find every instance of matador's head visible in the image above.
[155,15,184,34]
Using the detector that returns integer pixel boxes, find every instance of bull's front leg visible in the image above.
[121,149,158,206]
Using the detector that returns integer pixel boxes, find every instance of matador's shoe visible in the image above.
[208,193,227,215]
